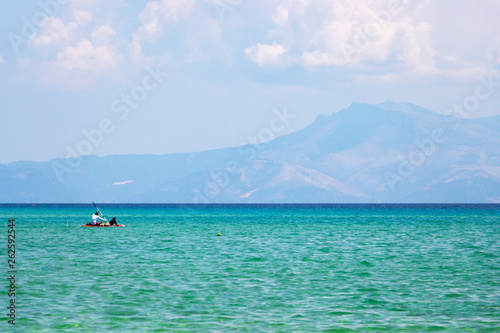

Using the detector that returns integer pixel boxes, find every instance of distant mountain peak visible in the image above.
[376,100,437,116]
[1,101,499,203]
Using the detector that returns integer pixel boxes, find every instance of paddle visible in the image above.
[92,201,108,223]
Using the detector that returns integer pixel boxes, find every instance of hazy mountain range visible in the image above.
[2,101,500,203]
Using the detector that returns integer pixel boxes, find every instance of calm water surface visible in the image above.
[0,204,499,332]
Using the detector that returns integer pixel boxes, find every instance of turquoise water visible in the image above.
[1,204,499,332]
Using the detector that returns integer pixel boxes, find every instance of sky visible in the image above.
[1,0,499,164]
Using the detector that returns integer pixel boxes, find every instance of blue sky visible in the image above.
[1,0,499,163]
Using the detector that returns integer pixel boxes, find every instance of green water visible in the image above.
[1,204,499,332]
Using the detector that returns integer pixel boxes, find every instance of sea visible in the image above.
[0,203,499,332]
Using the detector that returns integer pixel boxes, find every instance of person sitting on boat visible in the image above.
[89,212,106,226]
[109,217,118,226]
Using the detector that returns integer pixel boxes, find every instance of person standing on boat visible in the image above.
[90,212,106,226]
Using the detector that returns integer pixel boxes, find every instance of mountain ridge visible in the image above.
[2,101,499,203]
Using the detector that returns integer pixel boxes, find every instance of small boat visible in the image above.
[81,224,124,227]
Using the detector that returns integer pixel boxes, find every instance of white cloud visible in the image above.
[73,9,93,23]
[30,17,71,46]
[24,4,124,87]
[130,0,199,66]
[91,24,115,45]
[132,0,238,68]
[246,0,428,71]
[137,0,197,41]
[245,43,289,67]
[56,37,121,75]
[0,55,4,64]
[244,0,500,80]
[30,10,93,47]
[56,39,93,71]
[302,50,344,67]
[13,0,500,89]
[272,6,289,26]
[113,180,134,186]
